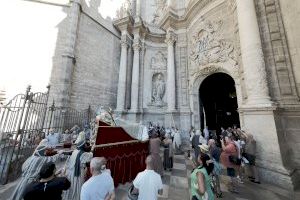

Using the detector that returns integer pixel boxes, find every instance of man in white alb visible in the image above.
[132,155,163,200]
[80,157,115,200]
[46,129,61,147]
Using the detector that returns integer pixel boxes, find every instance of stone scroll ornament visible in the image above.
[189,20,237,67]
[149,73,167,107]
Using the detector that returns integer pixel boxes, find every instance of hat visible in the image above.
[198,144,209,153]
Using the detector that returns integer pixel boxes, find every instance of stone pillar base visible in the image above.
[239,105,295,190]
[257,162,295,191]
[126,111,142,123]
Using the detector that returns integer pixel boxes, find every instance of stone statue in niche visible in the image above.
[152,0,167,24]
[151,51,167,69]
[149,73,166,107]
[190,19,237,66]
[116,0,132,19]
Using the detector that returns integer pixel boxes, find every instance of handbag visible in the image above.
[229,155,241,165]
[127,184,138,200]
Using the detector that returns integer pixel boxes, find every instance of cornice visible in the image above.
[113,16,134,34]
[157,0,225,30]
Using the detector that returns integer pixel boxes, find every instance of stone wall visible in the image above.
[255,0,300,185]
[49,1,121,111]
[70,12,120,110]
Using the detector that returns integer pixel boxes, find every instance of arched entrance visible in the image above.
[199,73,240,131]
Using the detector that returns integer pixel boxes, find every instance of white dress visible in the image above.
[62,150,93,200]
[10,154,62,200]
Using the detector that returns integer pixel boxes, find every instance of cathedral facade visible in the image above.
[47,0,300,191]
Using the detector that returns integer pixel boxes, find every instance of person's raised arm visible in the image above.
[197,172,206,195]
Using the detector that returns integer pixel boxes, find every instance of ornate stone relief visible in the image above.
[150,51,167,69]
[189,19,237,67]
[148,73,167,107]
[151,0,167,24]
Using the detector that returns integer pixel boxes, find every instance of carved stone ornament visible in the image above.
[191,65,221,78]
[148,73,167,107]
[189,20,237,67]
[120,35,129,48]
[151,51,167,69]
[151,0,167,24]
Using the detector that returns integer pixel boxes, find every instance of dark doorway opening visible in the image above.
[199,73,240,132]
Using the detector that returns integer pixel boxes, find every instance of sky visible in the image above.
[0,0,124,102]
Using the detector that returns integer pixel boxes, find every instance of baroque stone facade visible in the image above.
[44,0,300,192]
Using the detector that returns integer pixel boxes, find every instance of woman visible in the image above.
[190,153,214,200]
[10,140,64,200]
[220,135,239,193]
[207,139,222,197]
[243,133,260,184]
[163,133,173,171]
[63,139,93,200]
[149,132,163,176]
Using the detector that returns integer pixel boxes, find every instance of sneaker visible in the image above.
[250,179,261,184]
[237,176,244,184]
[229,189,239,194]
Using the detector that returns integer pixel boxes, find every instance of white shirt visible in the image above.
[81,170,114,200]
[133,169,163,200]
[46,133,60,146]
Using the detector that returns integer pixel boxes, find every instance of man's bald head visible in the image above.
[90,157,107,175]
[145,155,154,169]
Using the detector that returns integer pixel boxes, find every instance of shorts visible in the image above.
[227,167,235,177]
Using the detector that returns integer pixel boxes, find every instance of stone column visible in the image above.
[236,0,272,106]
[237,0,295,190]
[136,0,140,16]
[130,33,141,112]
[165,30,176,112]
[116,33,129,112]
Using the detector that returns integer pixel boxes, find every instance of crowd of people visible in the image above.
[189,125,261,199]
[9,118,260,200]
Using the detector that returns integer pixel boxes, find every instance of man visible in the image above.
[203,126,210,142]
[132,155,163,200]
[149,132,163,176]
[80,157,115,200]
[23,162,70,200]
[173,128,183,155]
[46,129,61,147]
[10,140,64,200]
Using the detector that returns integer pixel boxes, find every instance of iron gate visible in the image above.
[0,86,94,184]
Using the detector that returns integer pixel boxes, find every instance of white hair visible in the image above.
[90,157,106,173]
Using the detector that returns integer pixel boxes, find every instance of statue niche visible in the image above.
[150,51,167,69]
[149,73,166,107]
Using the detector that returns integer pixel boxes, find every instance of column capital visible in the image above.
[165,31,176,45]
[132,41,141,51]
[120,35,130,48]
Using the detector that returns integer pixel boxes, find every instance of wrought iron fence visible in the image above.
[0,86,93,184]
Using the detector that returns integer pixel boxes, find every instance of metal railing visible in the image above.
[0,86,93,184]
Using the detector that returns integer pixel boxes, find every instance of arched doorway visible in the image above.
[199,73,240,132]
